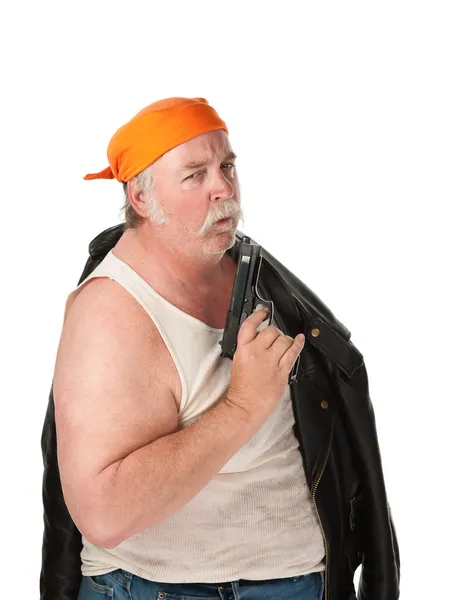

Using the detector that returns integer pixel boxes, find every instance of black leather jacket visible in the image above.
[40,224,400,600]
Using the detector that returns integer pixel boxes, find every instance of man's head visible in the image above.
[85,97,244,256]
[122,129,244,255]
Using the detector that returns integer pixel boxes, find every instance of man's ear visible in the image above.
[126,178,150,218]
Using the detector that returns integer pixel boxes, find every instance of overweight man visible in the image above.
[45,97,399,600]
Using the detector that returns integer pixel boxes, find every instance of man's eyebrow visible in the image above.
[179,151,237,172]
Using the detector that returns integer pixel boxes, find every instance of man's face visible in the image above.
[151,129,243,255]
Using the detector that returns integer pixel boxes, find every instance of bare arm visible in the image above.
[54,278,258,549]
[95,396,257,548]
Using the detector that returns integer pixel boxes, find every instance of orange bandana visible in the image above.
[84,97,228,183]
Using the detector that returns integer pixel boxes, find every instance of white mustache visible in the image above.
[198,200,244,235]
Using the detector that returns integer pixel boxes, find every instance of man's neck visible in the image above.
[113,227,234,297]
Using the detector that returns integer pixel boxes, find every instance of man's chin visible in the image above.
[200,223,236,253]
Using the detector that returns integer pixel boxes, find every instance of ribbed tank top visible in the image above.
[67,250,325,582]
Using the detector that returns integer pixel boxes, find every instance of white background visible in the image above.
[1,1,463,598]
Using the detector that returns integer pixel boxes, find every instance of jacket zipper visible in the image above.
[311,416,334,600]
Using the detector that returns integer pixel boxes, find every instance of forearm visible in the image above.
[94,396,258,547]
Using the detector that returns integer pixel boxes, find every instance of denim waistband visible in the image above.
[105,568,322,589]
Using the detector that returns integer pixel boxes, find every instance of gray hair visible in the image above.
[120,164,168,229]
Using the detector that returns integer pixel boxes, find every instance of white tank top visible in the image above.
[65,250,325,582]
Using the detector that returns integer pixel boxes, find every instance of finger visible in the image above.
[256,326,289,349]
[237,308,271,344]
[279,334,305,371]
[253,324,282,345]
[269,332,294,354]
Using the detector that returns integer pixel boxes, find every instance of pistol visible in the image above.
[219,236,300,385]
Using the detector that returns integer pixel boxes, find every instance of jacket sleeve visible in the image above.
[40,387,84,600]
[336,359,400,600]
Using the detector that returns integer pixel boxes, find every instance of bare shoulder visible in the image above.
[56,276,177,399]
[53,276,180,540]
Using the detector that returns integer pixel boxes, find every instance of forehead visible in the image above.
[160,130,232,167]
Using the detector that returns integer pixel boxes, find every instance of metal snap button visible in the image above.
[321,400,329,409]
[311,328,320,337]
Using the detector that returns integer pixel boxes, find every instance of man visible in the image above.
[41,97,399,600]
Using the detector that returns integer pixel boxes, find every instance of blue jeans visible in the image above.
[78,567,325,600]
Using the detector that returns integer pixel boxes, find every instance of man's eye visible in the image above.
[186,170,203,180]
[185,164,235,181]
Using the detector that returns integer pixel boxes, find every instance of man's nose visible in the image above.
[211,169,234,200]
